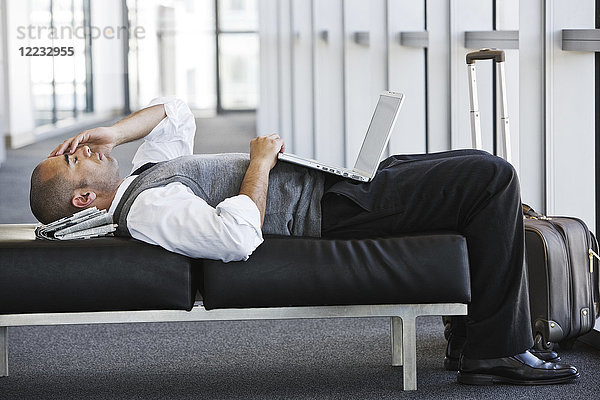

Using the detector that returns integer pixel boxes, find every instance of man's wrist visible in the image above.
[249,157,274,172]
[109,125,126,146]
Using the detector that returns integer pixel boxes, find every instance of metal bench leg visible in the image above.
[390,317,403,366]
[401,317,417,390]
[0,327,7,377]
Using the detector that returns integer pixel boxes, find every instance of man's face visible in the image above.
[39,145,120,193]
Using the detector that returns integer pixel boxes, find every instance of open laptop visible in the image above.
[277,91,405,182]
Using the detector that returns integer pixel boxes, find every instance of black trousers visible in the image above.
[320,149,533,359]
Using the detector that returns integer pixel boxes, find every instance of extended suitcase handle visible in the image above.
[466,48,511,163]
[466,48,505,64]
[522,204,550,220]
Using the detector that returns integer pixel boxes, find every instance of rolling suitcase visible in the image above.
[522,205,600,350]
[466,48,600,350]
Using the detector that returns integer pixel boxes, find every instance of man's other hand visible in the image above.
[49,126,120,158]
[249,134,285,170]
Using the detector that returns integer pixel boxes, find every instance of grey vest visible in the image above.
[113,153,326,237]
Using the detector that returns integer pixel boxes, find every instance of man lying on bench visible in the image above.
[29,97,578,386]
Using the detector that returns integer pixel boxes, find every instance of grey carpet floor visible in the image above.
[2,317,600,399]
[1,113,600,398]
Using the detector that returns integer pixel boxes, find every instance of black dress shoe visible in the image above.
[444,334,561,371]
[457,350,579,385]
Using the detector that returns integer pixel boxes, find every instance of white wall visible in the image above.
[426,0,451,152]
[258,0,597,233]
[387,0,426,155]
[312,0,345,166]
[449,0,494,154]
[0,1,6,164]
[519,0,546,212]
[3,0,35,148]
[257,0,279,136]
[291,0,314,157]
[343,0,387,166]
[544,0,595,226]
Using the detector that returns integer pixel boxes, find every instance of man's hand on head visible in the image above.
[49,126,120,158]
[249,134,285,170]
[49,103,167,159]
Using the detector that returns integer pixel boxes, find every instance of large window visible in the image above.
[127,0,258,113]
[216,0,259,111]
[29,0,93,126]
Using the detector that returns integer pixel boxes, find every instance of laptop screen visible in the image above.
[353,93,404,176]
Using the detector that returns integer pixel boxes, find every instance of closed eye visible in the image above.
[64,155,78,166]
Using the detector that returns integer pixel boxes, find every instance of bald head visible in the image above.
[30,159,80,224]
[30,147,122,224]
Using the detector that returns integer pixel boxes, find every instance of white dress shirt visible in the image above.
[108,97,263,262]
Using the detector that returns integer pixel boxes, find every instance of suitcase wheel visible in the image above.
[534,332,553,351]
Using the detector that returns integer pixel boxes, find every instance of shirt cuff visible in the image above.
[148,96,175,107]
[148,97,183,120]
[216,195,263,241]
[143,98,193,143]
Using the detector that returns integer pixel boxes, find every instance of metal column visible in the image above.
[0,327,7,377]
[401,317,417,390]
[390,316,403,366]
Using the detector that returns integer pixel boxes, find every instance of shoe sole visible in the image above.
[457,371,580,386]
[446,356,560,372]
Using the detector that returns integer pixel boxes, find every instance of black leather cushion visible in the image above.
[203,234,471,310]
[0,224,196,314]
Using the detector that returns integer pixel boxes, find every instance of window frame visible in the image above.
[215,0,258,113]
[31,0,94,127]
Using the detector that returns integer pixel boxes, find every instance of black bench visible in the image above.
[0,224,470,390]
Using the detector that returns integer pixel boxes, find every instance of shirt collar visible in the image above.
[108,175,138,215]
